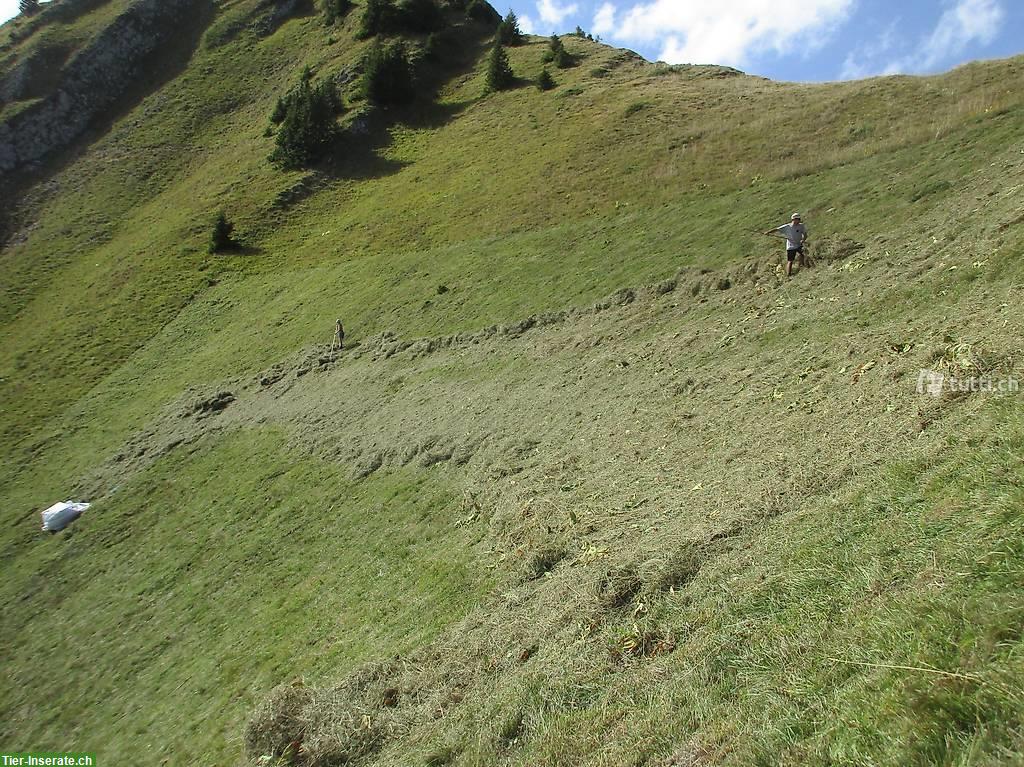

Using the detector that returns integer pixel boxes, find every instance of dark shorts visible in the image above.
[786,247,803,262]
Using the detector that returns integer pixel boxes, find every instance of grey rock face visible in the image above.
[0,0,208,176]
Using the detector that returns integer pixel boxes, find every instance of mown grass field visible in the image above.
[1,0,1024,764]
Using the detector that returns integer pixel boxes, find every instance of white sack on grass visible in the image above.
[41,501,90,532]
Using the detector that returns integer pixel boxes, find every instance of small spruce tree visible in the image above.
[497,10,523,45]
[536,67,555,91]
[19,0,40,14]
[542,34,558,62]
[485,41,514,91]
[209,212,235,253]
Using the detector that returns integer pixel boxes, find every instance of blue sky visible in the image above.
[514,0,1023,81]
[1,0,1021,81]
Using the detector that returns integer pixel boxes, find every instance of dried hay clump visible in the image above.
[297,689,386,767]
[806,236,864,266]
[608,623,676,663]
[245,663,400,766]
[244,683,313,764]
[648,543,708,593]
[523,544,567,581]
[933,340,1000,376]
[595,564,642,610]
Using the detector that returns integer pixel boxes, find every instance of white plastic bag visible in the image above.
[41,501,90,532]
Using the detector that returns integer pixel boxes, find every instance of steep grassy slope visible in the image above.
[1,0,1024,764]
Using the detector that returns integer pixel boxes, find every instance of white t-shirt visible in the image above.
[776,223,807,250]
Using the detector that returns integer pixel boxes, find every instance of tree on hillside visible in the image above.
[270,94,289,124]
[485,41,514,91]
[209,212,235,253]
[497,10,523,46]
[542,34,573,68]
[398,0,443,33]
[536,67,555,91]
[356,0,398,38]
[19,0,40,15]
[322,0,353,25]
[270,66,314,124]
[361,41,416,105]
[356,0,441,37]
[424,28,456,61]
[271,73,343,168]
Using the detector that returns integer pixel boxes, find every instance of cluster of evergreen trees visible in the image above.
[357,0,443,38]
[353,0,455,106]
[322,0,353,25]
[361,40,417,105]
[543,35,574,68]
[270,68,343,168]
[18,0,40,16]
[267,0,542,167]
[487,13,569,93]
[485,11,521,92]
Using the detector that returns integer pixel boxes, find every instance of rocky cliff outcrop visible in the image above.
[0,0,209,176]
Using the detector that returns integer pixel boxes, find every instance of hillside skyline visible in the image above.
[1,0,1022,82]
[512,0,1024,81]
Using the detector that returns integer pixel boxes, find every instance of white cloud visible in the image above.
[607,0,854,67]
[592,2,616,36]
[519,11,537,33]
[918,0,1003,69]
[839,19,900,79]
[536,0,579,27]
[840,0,1004,78]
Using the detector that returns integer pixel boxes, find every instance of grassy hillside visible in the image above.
[1,0,1024,764]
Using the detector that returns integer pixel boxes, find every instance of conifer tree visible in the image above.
[497,10,523,46]
[209,212,235,253]
[485,41,515,91]
[536,67,555,91]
